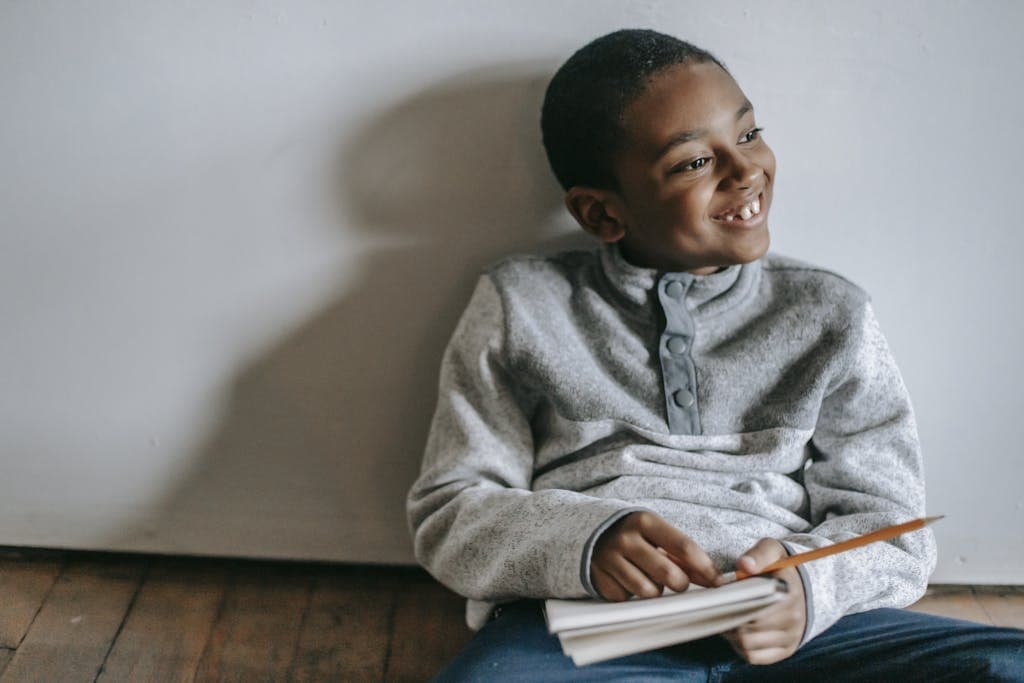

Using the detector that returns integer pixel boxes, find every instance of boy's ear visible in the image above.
[564,186,627,243]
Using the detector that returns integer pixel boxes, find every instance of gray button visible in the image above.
[665,281,685,299]
[673,389,695,408]
[667,336,687,354]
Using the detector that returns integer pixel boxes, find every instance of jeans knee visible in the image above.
[967,630,1024,682]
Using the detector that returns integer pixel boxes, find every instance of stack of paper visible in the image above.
[544,577,787,666]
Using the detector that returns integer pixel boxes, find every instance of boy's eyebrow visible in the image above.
[654,100,754,161]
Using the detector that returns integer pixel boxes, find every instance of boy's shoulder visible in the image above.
[482,248,599,291]
[760,251,871,307]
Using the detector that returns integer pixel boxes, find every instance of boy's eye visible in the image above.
[673,157,710,173]
[740,127,764,144]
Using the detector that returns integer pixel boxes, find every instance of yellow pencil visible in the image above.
[718,515,944,585]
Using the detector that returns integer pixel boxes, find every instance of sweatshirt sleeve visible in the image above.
[406,275,640,605]
[781,301,937,643]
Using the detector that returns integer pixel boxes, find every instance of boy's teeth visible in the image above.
[718,197,762,221]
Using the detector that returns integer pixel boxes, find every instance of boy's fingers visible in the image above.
[604,554,663,599]
[592,565,630,602]
[594,512,717,591]
[638,516,718,585]
[745,647,792,666]
[634,547,691,593]
[737,538,787,574]
[723,627,795,665]
[730,624,790,651]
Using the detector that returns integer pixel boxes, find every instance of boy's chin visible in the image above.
[703,224,771,267]
[731,231,771,264]
[708,234,771,270]
[621,232,770,273]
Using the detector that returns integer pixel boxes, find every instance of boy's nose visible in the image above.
[722,151,762,189]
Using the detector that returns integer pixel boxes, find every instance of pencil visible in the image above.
[718,515,944,585]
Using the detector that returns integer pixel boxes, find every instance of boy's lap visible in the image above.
[761,607,1024,683]
[434,601,1024,683]
[433,600,722,682]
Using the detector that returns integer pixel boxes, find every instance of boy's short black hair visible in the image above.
[541,29,727,191]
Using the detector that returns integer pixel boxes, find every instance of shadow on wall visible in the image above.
[109,63,594,563]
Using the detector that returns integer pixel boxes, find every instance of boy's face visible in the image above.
[609,61,775,274]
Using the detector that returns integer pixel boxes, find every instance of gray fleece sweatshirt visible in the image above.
[407,243,936,643]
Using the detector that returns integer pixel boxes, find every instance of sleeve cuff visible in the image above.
[779,539,815,647]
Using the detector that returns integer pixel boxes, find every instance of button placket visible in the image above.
[657,275,701,435]
[667,336,688,354]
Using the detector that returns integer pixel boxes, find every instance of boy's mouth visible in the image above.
[710,193,763,223]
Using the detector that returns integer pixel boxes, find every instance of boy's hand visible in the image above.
[720,538,807,665]
[590,511,719,601]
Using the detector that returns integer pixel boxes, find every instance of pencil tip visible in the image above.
[923,515,946,525]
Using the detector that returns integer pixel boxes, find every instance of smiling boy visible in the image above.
[564,56,773,276]
[408,29,1024,680]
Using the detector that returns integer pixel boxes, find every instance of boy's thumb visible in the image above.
[737,538,786,573]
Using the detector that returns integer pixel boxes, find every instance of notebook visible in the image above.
[544,577,787,666]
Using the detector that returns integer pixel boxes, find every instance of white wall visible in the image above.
[1,1,1020,582]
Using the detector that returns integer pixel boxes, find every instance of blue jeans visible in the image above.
[435,600,1024,682]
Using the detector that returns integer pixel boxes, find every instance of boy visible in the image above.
[408,29,1024,680]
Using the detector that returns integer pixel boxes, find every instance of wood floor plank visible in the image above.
[0,558,63,648]
[384,570,471,683]
[192,563,312,682]
[97,558,230,682]
[0,557,146,683]
[907,586,993,624]
[975,587,1024,629]
[287,566,395,682]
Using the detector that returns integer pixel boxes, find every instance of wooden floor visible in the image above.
[0,547,1021,682]
[0,547,471,682]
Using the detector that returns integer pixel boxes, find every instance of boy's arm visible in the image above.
[406,275,641,603]
[780,301,937,643]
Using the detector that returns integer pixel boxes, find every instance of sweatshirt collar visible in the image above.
[598,242,761,318]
